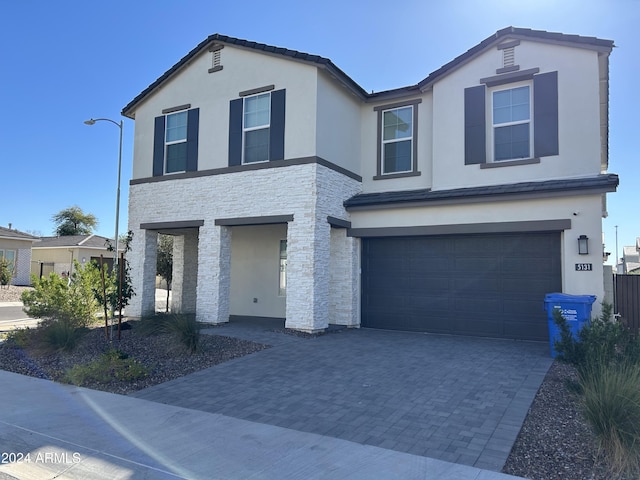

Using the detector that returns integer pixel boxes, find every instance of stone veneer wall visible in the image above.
[13,248,32,286]
[127,162,362,331]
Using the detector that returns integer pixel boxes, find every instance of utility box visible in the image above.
[544,293,596,358]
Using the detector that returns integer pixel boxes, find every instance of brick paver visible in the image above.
[132,320,552,471]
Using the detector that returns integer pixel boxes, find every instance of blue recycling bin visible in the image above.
[544,293,596,358]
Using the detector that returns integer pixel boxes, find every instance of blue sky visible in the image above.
[1,0,637,264]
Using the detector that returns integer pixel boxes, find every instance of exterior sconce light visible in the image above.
[578,235,589,255]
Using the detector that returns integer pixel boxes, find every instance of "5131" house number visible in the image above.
[575,263,593,271]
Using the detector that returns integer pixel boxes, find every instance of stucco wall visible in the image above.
[131,44,320,180]
[230,224,287,318]
[431,40,602,191]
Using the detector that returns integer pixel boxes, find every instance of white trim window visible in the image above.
[243,92,271,164]
[492,85,531,161]
[165,111,188,173]
[382,106,413,174]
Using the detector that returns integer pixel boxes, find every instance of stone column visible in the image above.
[196,224,231,324]
[128,229,157,318]
[171,230,199,314]
[285,217,331,332]
[329,229,360,327]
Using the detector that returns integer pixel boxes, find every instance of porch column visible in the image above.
[329,228,360,327]
[128,228,157,317]
[196,224,231,324]
[171,230,198,314]
[286,217,331,332]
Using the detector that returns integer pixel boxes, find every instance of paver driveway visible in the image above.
[132,320,552,471]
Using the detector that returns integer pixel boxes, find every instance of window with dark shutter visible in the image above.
[152,107,199,176]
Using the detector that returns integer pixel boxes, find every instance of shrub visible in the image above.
[65,349,148,385]
[0,258,12,287]
[136,313,201,353]
[22,266,100,328]
[4,327,33,348]
[553,302,639,374]
[39,318,88,352]
[580,359,640,477]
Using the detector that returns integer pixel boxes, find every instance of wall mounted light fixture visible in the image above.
[578,235,589,255]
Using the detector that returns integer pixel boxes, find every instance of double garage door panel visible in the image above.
[361,232,561,340]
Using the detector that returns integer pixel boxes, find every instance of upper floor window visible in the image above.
[464,70,558,167]
[229,89,286,167]
[492,85,531,161]
[382,106,413,174]
[152,106,199,177]
[243,93,271,164]
[373,98,421,179]
[165,111,188,173]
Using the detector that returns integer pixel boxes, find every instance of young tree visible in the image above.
[157,234,173,312]
[52,206,98,236]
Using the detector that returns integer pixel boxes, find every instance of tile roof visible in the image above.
[33,234,113,249]
[122,27,614,117]
[0,226,39,241]
[344,174,619,209]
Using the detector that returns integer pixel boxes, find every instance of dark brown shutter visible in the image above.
[464,85,486,165]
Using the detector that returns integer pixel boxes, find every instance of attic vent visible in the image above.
[208,45,224,73]
[496,40,520,74]
[503,47,515,68]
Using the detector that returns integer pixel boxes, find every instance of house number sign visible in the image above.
[575,263,593,271]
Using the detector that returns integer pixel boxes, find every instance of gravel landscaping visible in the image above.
[0,285,624,478]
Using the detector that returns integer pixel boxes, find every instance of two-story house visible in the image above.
[122,27,617,341]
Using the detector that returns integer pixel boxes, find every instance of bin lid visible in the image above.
[544,293,597,304]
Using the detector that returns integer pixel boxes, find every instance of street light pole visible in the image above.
[84,117,123,271]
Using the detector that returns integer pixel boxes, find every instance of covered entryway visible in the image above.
[361,232,561,340]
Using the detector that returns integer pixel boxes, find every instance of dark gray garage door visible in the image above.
[361,232,561,340]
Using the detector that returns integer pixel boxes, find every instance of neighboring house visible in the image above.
[0,225,38,286]
[621,239,640,274]
[122,27,618,341]
[31,235,116,278]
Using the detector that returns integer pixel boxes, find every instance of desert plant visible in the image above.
[553,302,637,374]
[0,258,12,287]
[22,265,100,328]
[580,358,640,477]
[65,348,148,385]
[39,318,88,352]
[4,327,33,348]
[136,313,201,353]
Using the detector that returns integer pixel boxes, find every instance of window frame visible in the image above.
[242,92,271,165]
[164,110,188,174]
[0,249,16,274]
[491,82,533,162]
[373,98,422,180]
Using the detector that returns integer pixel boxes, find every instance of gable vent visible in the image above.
[503,47,515,68]
[208,45,224,73]
[496,40,520,74]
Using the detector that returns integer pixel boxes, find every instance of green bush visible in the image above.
[0,258,12,286]
[580,359,640,477]
[553,303,640,373]
[4,327,33,348]
[136,313,201,353]
[22,265,100,327]
[40,318,88,352]
[65,349,148,385]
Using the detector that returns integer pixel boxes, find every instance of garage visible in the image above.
[361,232,561,340]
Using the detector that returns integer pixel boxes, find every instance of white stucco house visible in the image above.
[122,27,618,341]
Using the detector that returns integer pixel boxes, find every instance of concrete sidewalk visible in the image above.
[0,371,525,480]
